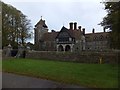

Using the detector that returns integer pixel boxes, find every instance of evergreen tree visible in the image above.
[100,1,120,49]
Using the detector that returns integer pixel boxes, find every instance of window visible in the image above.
[59,37,69,42]
[94,36,97,41]
[59,32,69,37]
[99,35,104,40]
[69,38,72,41]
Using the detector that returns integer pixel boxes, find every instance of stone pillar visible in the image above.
[83,42,85,50]
[6,44,12,57]
[70,44,74,52]
[81,35,86,51]
[63,45,65,52]
[16,44,24,58]
[56,45,59,52]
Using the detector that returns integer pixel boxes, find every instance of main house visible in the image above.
[34,18,110,52]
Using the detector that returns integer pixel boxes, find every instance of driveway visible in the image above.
[2,72,85,88]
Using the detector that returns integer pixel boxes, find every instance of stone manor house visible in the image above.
[34,18,110,52]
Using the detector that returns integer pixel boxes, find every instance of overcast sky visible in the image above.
[3,0,107,43]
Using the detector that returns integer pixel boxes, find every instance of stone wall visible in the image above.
[26,51,119,64]
[0,50,2,60]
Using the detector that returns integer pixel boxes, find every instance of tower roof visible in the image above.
[35,17,48,28]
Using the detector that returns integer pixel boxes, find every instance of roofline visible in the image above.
[85,31,110,35]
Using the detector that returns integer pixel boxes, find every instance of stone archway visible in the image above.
[58,45,64,51]
[65,45,71,51]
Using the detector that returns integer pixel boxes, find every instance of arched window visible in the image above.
[65,45,71,51]
[58,45,64,51]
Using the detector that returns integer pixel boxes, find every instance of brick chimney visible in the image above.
[92,28,95,33]
[103,27,106,32]
[74,22,77,30]
[69,22,73,30]
[78,26,81,31]
[82,28,85,35]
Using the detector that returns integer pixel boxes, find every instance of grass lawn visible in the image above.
[2,58,118,88]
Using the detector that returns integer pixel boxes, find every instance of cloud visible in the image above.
[3,1,106,28]
[3,0,103,3]
[3,0,107,44]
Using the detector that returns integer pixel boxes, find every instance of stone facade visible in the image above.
[34,18,110,52]
[55,26,85,52]
[85,28,110,51]
[34,17,48,50]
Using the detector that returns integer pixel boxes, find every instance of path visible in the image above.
[2,72,85,88]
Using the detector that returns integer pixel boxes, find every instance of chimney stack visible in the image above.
[82,28,85,35]
[92,28,95,33]
[69,22,73,30]
[78,26,81,31]
[74,22,77,30]
[103,27,106,32]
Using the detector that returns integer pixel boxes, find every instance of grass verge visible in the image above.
[2,58,118,88]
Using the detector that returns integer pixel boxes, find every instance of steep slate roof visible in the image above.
[56,26,82,40]
[85,32,110,42]
[35,19,48,28]
[69,29,82,40]
[41,26,83,42]
[55,26,74,38]
[42,32,58,41]
[41,25,109,42]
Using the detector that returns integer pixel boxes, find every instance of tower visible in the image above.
[34,16,48,50]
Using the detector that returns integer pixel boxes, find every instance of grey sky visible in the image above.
[3,0,107,43]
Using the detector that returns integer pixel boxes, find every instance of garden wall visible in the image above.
[26,51,119,64]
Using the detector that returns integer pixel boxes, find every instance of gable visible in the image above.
[56,26,72,39]
[58,32,70,38]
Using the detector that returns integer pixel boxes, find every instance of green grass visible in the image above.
[2,58,118,88]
